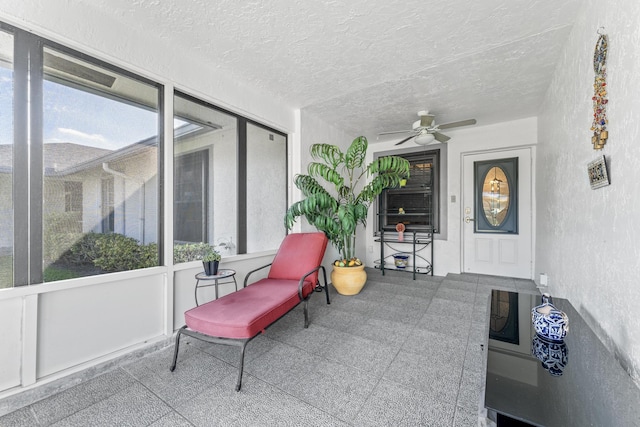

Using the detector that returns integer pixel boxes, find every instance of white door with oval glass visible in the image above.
[462,148,532,279]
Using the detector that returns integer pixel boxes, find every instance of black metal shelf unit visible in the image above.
[374,229,433,279]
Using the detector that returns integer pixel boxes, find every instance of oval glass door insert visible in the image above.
[482,166,510,227]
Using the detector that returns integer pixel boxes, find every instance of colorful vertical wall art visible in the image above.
[591,28,608,150]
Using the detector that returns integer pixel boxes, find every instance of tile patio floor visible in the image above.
[0,269,538,426]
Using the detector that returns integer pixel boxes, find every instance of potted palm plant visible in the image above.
[202,246,221,276]
[285,136,410,295]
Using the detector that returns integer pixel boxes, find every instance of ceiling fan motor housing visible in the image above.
[381,111,476,146]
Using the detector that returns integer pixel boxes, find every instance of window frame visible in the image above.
[173,90,288,257]
[7,23,164,285]
[375,145,447,239]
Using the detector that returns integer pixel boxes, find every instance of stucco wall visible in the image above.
[536,0,640,385]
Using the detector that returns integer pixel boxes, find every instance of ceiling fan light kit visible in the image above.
[415,133,436,145]
[380,110,477,146]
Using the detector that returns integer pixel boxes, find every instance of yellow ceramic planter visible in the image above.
[331,264,367,295]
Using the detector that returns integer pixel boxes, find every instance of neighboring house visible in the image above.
[0,141,158,257]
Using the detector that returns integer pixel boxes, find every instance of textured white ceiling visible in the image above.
[80,0,580,140]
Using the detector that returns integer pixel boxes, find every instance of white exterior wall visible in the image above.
[246,124,287,253]
[0,176,11,250]
[536,0,640,385]
[211,131,238,248]
[173,126,238,247]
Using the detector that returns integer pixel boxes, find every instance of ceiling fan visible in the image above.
[380,111,477,146]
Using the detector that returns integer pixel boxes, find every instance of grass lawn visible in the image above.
[1,256,91,287]
[0,255,12,288]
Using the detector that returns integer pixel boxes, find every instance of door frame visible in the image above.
[460,145,536,279]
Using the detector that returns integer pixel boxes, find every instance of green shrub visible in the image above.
[68,232,102,265]
[42,212,84,263]
[139,242,159,269]
[173,242,216,264]
[93,234,158,272]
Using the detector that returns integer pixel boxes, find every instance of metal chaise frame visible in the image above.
[170,264,329,391]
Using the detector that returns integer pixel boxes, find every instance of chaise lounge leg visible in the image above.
[170,326,186,372]
[303,299,310,328]
[320,266,330,305]
[236,340,249,391]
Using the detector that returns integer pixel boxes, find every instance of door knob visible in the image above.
[464,216,475,223]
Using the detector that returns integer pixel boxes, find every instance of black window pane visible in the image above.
[378,149,439,233]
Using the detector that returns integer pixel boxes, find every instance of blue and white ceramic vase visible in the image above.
[531,293,569,342]
[392,253,409,269]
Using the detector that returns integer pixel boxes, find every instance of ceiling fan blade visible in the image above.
[395,135,415,145]
[379,129,414,136]
[437,118,477,130]
[433,132,451,143]
[419,114,435,128]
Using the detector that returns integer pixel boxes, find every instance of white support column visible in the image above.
[21,294,38,385]
[163,84,175,336]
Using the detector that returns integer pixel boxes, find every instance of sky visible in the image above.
[0,66,159,150]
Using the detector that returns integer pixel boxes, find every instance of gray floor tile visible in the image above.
[123,346,236,407]
[315,328,398,377]
[416,312,472,337]
[388,291,433,311]
[372,303,425,325]
[454,405,481,427]
[440,278,478,293]
[0,406,37,427]
[175,375,349,426]
[477,275,517,290]
[356,285,398,302]
[402,328,468,364]
[50,382,171,427]
[354,379,456,426]
[445,273,479,284]
[468,320,488,346]
[436,286,477,304]
[457,369,483,410]
[392,281,439,298]
[463,340,487,374]
[384,350,463,403]
[349,316,413,347]
[148,411,193,427]
[245,344,378,422]
[426,297,475,321]
[31,368,136,425]
[325,295,384,317]
[312,305,371,333]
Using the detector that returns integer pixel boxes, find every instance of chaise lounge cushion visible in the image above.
[184,232,328,340]
[268,232,327,286]
[184,279,312,339]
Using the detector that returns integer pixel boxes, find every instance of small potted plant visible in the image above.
[202,246,221,276]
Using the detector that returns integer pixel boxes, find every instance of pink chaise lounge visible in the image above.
[170,232,329,391]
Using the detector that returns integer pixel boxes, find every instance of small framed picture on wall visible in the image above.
[587,155,610,189]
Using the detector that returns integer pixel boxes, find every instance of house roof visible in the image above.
[0,140,157,176]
